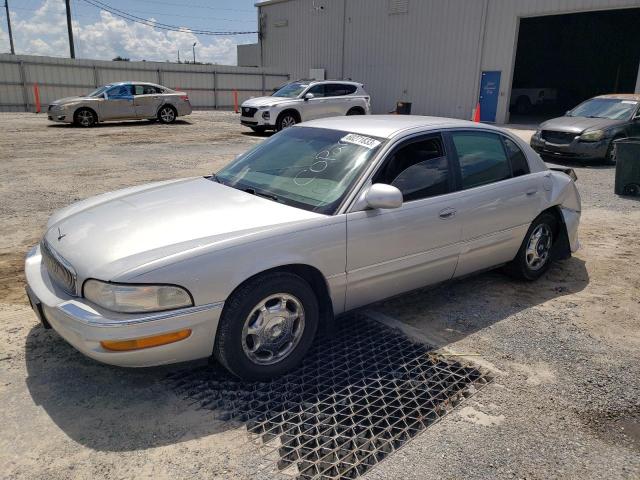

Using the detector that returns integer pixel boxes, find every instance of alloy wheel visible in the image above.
[525,223,553,271]
[241,293,305,365]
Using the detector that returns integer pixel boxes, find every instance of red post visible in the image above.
[34,83,41,114]
[233,90,239,113]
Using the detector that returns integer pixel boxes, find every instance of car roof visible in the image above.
[298,115,505,139]
[109,81,164,87]
[291,79,363,87]
[595,94,640,101]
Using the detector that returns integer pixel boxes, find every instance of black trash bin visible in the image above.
[614,138,640,196]
[395,102,412,115]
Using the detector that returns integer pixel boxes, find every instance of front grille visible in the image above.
[541,130,577,145]
[241,107,257,117]
[41,241,77,295]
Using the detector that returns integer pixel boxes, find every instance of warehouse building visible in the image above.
[243,0,640,124]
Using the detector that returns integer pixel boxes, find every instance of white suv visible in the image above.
[240,80,371,132]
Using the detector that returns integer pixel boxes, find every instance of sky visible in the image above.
[0,0,259,65]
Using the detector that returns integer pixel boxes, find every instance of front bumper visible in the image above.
[240,109,274,129]
[530,134,609,161]
[24,245,223,367]
[47,106,72,123]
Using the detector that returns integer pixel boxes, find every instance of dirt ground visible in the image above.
[0,112,638,479]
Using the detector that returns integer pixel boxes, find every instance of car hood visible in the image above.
[43,177,323,281]
[539,116,625,134]
[242,96,297,108]
[51,96,94,105]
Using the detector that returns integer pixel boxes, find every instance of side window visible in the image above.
[133,85,145,95]
[451,132,511,189]
[107,84,132,98]
[373,136,449,202]
[325,84,353,96]
[503,137,529,177]
[307,84,326,97]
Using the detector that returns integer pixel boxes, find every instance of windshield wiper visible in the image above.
[244,188,279,202]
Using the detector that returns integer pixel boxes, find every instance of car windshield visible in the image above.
[86,86,110,97]
[272,82,309,98]
[215,127,384,214]
[568,98,638,120]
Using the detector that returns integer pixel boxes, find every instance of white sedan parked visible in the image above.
[25,116,580,380]
[240,80,370,132]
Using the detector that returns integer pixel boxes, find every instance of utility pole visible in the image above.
[65,0,75,58]
[192,42,196,64]
[4,0,15,54]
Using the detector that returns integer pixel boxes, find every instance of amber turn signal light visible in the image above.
[100,329,191,351]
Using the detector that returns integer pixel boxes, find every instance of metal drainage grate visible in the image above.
[167,315,491,479]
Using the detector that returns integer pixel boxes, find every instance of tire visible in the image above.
[604,136,624,165]
[157,105,177,124]
[346,107,365,116]
[250,126,267,134]
[74,108,97,127]
[276,111,298,131]
[214,272,319,381]
[505,212,558,281]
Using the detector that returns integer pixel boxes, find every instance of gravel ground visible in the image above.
[0,112,638,479]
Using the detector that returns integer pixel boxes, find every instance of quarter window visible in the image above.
[373,136,449,202]
[451,132,511,189]
[503,137,529,177]
[325,84,357,96]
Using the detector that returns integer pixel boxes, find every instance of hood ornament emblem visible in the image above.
[57,227,66,241]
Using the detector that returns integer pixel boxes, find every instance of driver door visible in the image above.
[301,84,330,121]
[101,84,135,120]
[345,133,464,310]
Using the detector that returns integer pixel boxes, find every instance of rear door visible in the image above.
[133,84,163,118]
[345,133,464,310]
[102,84,135,119]
[323,83,357,116]
[446,130,543,277]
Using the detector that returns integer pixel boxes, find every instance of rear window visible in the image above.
[326,84,357,96]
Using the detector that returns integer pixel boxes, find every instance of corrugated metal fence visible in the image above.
[0,54,290,112]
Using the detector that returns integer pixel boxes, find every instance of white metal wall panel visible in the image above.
[259,0,640,122]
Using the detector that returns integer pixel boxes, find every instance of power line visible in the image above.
[79,0,258,35]
[130,0,254,14]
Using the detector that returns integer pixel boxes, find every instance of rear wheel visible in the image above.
[214,272,319,380]
[157,105,177,124]
[74,108,97,127]
[505,212,557,281]
[346,107,365,116]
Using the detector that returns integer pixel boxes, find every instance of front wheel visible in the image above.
[214,272,319,380]
[157,105,177,124]
[604,137,624,165]
[74,108,97,127]
[276,112,297,131]
[505,212,557,281]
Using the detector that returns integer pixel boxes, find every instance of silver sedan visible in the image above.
[25,116,581,380]
[47,82,192,127]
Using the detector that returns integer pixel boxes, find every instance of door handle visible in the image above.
[526,189,538,196]
[439,208,456,219]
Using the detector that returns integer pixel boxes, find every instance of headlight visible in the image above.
[579,130,605,142]
[83,280,193,313]
[535,129,542,137]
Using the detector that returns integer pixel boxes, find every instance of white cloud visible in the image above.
[1,0,242,65]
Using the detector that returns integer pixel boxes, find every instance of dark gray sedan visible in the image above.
[530,94,640,163]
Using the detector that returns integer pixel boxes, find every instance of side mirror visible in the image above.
[365,184,403,210]
[304,93,315,101]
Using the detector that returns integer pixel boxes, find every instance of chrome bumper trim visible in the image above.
[58,301,224,327]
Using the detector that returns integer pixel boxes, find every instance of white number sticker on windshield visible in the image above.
[340,133,381,149]
[621,101,638,105]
